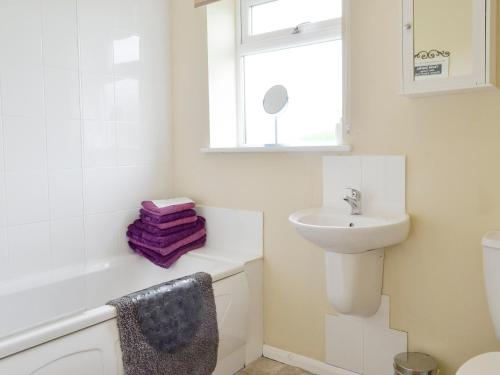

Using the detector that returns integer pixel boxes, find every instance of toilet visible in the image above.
[457,232,500,374]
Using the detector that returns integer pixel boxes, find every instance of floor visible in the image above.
[236,357,314,375]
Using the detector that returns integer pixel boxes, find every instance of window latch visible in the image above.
[292,22,310,34]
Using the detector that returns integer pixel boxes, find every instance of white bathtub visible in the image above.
[0,252,254,375]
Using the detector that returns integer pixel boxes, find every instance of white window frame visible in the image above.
[235,0,351,147]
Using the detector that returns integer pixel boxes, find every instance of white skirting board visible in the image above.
[263,345,360,375]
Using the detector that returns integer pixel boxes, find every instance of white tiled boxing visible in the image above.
[325,296,407,375]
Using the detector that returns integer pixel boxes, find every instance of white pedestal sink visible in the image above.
[289,208,410,317]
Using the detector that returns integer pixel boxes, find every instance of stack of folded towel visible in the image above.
[127,198,207,268]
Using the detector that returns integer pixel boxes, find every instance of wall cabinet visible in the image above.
[402,0,496,95]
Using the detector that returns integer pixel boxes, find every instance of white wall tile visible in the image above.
[364,325,407,375]
[4,116,47,171]
[50,217,85,269]
[84,167,119,214]
[0,228,8,283]
[84,212,124,263]
[323,156,362,213]
[147,165,170,200]
[114,0,142,33]
[77,0,115,74]
[154,121,172,163]
[5,171,50,225]
[140,0,170,37]
[83,120,117,168]
[44,68,81,120]
[114,209,139,256]
[78,27,114,75]
[49,170,83,220]
[46,118,82,170]
[141,76,170,124]
[0,171,6,228]
[115,166,147,211]
[77,0,116,31]
[0,67,44,117]
[325,314,364,373]
[361,156,406,215]
[41,0,78,69]
[0,0,43,69]
[7,222,51,279]
[115,76,141,123]
[112,31,142,77]
[360,156,385,215]
[115,166,168,211]
[0,118,4,169]
[117,121,170,166]
[80,73,115,121]
[116,123,147,166]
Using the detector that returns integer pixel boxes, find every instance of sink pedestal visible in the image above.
[325,248,385,317]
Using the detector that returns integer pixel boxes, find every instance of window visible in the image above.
[238,0,347,147]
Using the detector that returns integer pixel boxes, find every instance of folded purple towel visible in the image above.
[142,199,195,215]
[140,208,196,224]
[128,217,206,247]
[129,228,207,257]
[132,218,201,236]
[130,236,206,268]
[144,216,198,230]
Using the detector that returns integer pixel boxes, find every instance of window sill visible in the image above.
[200,145,352,154]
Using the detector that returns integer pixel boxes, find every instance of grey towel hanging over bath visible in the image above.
[108,272,219,375]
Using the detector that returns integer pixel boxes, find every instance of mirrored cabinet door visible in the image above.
[402,0,496,95]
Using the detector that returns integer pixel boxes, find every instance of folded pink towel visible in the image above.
[128,228,207,257]
[128,217,206,247]
[143,215,198,229]
[129,236,206,269]
[140,208,196,224]
[133,218,200,236]
[141,198,195,215]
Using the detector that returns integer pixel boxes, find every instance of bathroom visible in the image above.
[1,0,500,374]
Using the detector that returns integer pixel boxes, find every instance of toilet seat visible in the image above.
[457,352,500,374]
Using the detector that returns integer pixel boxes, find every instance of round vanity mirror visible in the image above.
[263,85,288,115]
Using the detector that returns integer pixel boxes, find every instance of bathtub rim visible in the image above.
[0,252,247,360]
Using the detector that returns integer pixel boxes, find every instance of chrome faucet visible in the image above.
[343,188,362,215]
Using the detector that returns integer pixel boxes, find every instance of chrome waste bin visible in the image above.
[394,352,439,375]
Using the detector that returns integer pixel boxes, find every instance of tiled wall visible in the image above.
[0,0,171,283]
[323,156,406,216]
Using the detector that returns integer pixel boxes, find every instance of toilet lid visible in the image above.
[457,352,500,375]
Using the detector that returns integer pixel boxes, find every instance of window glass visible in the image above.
[243,40,343,146]
[250,0,342,36]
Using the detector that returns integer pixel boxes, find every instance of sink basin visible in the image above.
[289,208,410,254]
[289,207,411,316]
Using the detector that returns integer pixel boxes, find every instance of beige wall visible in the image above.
[414,0,473,77]
[170,0,500,373]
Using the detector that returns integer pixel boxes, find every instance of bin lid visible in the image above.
[483,232,500,249]
[394,352,438,375]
